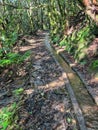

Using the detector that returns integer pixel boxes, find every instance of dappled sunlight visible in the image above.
[57,48,65,54]
[1,0,98,129]
[82,105,97,114]
[90,77,98,83]
[18,36,44,53]
[52,102,65,113]
[21,78,77,130]
[47,79,65,89]
[70,63,76,67]
[44,33,98,129]
[25,71,67,95]
[25,39,36,44]
[67,73,75,79]
[25,89,34,95]
[20,46,35,52]
[33,77,65,91]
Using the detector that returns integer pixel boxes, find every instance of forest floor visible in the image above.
[0,31,98,130]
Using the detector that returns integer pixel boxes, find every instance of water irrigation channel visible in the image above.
[45,33,98,130]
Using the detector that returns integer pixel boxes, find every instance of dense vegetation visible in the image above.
[0,0,98,129]
[0,0,98,71]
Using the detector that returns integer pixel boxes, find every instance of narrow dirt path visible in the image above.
[1,31,98,130]
[17,32,78,130]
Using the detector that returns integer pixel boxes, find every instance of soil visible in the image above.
[0,31,98,130]
[0,31,78,130]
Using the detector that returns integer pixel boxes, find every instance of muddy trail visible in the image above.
[0,31,98,130]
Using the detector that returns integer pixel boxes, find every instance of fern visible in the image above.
[0,51,31,67]
[0,103,17,130]
[91,60,98,70]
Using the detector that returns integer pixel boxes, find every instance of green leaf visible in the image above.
[13,88,24,96]
[66,117,72,123]
[2,121,9,130]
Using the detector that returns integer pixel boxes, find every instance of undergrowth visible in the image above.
[0,103,18,130]
[0,51,31,67]
[91,60,98,70]
[0,88,24,130]
[51,17,98,70]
